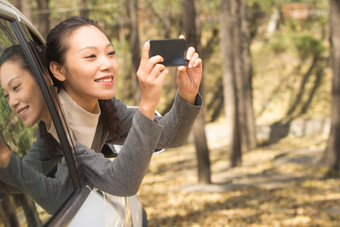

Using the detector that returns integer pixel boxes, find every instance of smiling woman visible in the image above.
[0,45,48,170]
[44,17,203,145]
[0,45,74,214]
[0,46,51,128]
[0,11,203,225]
[49,25,119,113]
[40,16,204,225]
[39,15,203,191]
[0,1,194,226]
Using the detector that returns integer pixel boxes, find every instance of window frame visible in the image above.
[13,19,93,227]
[12,20,82,190]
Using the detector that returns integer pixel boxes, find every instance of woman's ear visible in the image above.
[49,61,66,82]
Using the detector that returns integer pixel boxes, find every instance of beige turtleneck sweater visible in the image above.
[49,89,100,148]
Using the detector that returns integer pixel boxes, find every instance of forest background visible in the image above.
[8,0,340,226]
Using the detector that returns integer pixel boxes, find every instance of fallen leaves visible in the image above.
[138,134,340,227]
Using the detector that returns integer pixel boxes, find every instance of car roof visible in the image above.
[0,0,44,43]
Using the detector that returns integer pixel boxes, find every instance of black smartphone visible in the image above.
[149,38,188,66]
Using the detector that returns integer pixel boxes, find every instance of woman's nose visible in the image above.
[8,95,19,110]
[99,55,113,71]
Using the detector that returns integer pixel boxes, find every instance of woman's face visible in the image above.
[60,25,119,112]
[0,61,49,128]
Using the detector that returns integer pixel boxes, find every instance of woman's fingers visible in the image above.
[179,35,186,40]
[140,41,151,66]
[176,46,201,70]
[139,41,164,72]
[148,63,166,81]
[186,47,195,60]
[138,57,164,81]
[189,53,200,68]
[187,47,202,68]
[156,68,169,83]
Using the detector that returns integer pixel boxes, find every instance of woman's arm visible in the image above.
[22,123,63,175]
[0,153,73,214]
[155,91,203,148]
[74,109,163,196]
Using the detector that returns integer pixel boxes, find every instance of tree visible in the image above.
[11,0,31,21]
[239,0,257,151]
[35,0,50,39]
[16,194,42,227]
[79,0,89,18]
[127,0,141,105]
[320,0,340,173]
[1,193,19,227]
[182,0,211,184]
[219,0,257,167]
[219,0,242,167]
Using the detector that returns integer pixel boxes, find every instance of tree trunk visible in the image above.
[231,0,247,152]
[1,194,19,227]
[267,7,280,36]
[127,0,141,105]
[11,0,31,21]
[163,6,171,39]
[22,0,32,21]
[192,115,211,184]
[240,0,257,150]
[220,0,242,167]
[320,0,340,173]
[80,0,89,18]
[182,0,211,184]
[16,194,42,227]
[35,0,49,39]
[117,0,132,101]
[230,0,257,152]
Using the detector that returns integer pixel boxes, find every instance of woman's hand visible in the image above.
[177,36,202,105]
[0,138,11,168]
[137,41,169,120]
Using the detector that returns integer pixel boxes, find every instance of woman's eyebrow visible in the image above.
[7,76,20,87]
[77,46,96,53]
[77,43,114,53]
[0,76,19,93]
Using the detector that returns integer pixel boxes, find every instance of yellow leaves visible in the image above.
[282,216,312,225]
[138,131,340,226]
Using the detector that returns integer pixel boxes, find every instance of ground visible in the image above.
[138,122,340,227]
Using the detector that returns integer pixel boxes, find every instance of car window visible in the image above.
[0,17,75,226]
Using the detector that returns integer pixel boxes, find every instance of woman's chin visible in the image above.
[99,91,115,100]
[23,120,35,128]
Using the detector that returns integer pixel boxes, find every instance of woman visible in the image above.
[1,17,203,214]
[0,45,164,216]
[0,45,74,213]
[40,16,203,195]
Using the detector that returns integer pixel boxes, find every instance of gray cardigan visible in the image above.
[0,92,202,213]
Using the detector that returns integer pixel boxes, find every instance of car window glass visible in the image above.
[0,19,17,46]
[0,17,74,226]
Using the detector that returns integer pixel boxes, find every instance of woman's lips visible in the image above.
[95,76,114,85]
[17,106,29,119]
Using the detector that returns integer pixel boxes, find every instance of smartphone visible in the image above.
[149,39,188,66]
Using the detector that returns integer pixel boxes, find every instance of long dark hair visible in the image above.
[44,17,121,142]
